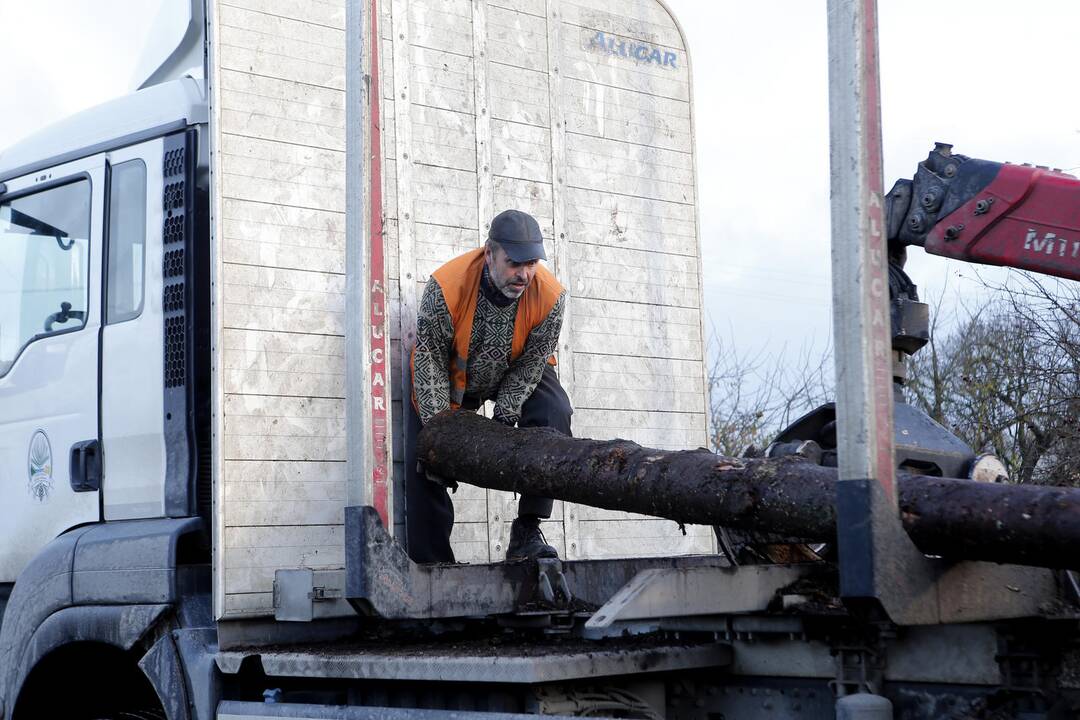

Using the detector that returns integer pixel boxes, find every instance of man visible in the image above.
[405,209,572,564]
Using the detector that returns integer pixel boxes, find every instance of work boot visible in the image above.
[506,516,559,560]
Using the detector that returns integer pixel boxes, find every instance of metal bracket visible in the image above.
[274,569,352,622]
[830,644,886,697]
[344,505,580,620]
[343,506,741,623]
[585,564,808,630]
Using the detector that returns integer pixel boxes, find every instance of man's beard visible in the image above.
[498,281,526,299]
[492,273,527,299]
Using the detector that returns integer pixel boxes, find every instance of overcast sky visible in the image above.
[1,1,1077,378]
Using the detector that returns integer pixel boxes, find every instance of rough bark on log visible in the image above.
[417,410,1080,570]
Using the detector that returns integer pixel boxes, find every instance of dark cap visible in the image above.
[488,209,546,262]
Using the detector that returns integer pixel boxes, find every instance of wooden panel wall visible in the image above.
[213,0,710,618]
[553,0,711,557]
[387,0,712,563]
[211,0,349,617]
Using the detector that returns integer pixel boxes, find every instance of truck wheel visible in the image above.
[14,642,167,720]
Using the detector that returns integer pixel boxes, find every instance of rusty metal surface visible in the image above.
[215,638,732,683]
[219,701,579,719]
[344,505,732,621]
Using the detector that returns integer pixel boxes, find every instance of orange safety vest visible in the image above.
[412,248,563,410]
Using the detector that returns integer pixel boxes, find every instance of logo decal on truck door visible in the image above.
[27,430,53,502]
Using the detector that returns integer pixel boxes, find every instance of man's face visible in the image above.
[485,243,539,299]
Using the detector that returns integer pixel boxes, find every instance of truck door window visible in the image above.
[106,160,147,324]
[0,179,91,376]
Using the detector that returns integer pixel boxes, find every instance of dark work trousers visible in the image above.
[404,364,573,563]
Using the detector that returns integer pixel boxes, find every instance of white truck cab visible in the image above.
[0,78,212,584]
[0,1,715,716]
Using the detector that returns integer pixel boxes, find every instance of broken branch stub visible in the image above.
[417,410,1080,569]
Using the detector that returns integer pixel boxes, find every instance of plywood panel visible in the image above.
[564,77,690,153]
[219,135,345,213]
[218,8,345,91]
[411,45,476,114]
[219,70,345,151]
[450,522,492,563]
[224,592,274,615]
[222,460,346,532]
[383,158,400,220]
[488,63,550,127]
[573,408,706,450]
[224,523,344,548]
[381,38,397,97]
[488,0,546,19]
[219,4,345,55]
[224,494,343,526]
[226,560,343,595]
[579,519,713,558]
[220,0,344,28]
[560,23,688,103]
[408,0,473,57]
[384,218,402,280]
[213,0,709,616]
[223,395,345,461]
[487,5,548,72]
[221,199,344,274]
[222,328,344,398]
[573,352,704,414]
[222,524,345,595]
[571,297,701,358]
[566,132,694,205]
[411,105,476,172]
[222,263,345,336]
[570,242,699,305]
[413,166,479,228]
[221,133,345,179]
[565,186,697,255]
[224,459,348,483]
[414,224,481,272]
[491,120,551,182]
[492,176,554,239]
[560,0,684,49]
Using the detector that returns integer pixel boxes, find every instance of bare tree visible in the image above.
[706,329,833,457]
[905,273,1080,486]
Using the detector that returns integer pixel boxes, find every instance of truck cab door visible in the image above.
[99,139,170,521]
[0,156,105,582]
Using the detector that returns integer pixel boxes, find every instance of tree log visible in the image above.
[417,410,1080,569]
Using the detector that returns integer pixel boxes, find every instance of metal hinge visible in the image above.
[274,568,351,622]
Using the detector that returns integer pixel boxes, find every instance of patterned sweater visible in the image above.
[413,266,566,426]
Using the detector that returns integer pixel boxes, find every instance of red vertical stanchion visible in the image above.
[367,0,391,526]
